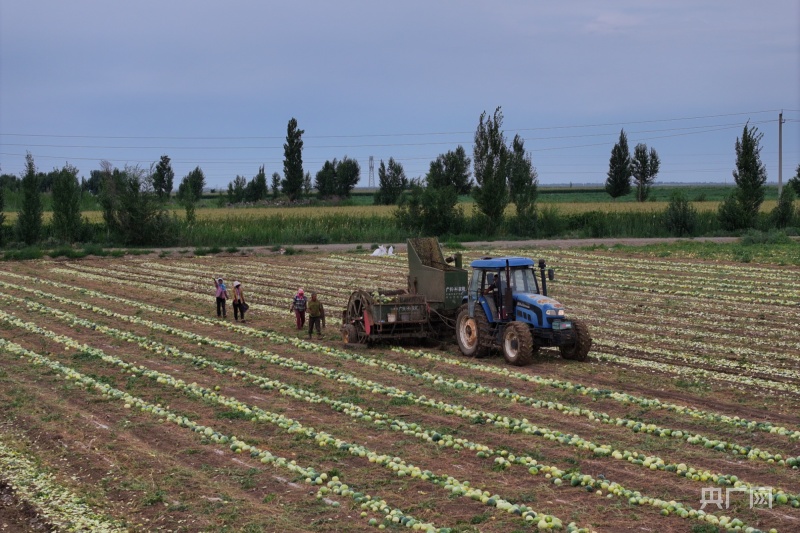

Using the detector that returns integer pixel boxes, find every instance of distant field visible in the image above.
[537,200,778,214]
[532,184,775,203]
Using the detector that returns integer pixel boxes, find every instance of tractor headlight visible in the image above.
[545,309,565,317]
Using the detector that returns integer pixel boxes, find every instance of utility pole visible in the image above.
[778,111,785,196]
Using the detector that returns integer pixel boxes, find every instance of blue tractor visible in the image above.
[455,256,592,365]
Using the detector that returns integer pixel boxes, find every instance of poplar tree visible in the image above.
[718,123,768,230]
[507,134,538,229]
[271,172,281,199]
[374,158,407,205]
[334,156,361,197]
[472,107,509,225]
[315,159,337,198]
[281,118,305,201]
[227,176,247,203]
[303,171,312,197]
[51,163,83,242]
[631,143,660,202]
[245,165,268,202]
[439,146,472,194]
[732,123,767,227]
[16,152,43,245]
[605,130,632,198]
[152,154,174,200]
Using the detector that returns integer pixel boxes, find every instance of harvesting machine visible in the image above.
[341,237,467,344]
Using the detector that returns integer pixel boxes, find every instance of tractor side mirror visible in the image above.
[548,268,555,281]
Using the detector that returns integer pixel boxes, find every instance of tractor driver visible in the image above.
[483,272,502,312]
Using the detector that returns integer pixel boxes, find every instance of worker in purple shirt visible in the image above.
[213,277,228,318]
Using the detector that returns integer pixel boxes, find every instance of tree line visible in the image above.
[0,154,206,246]
[2,112,799,248]
[0,117,306,246]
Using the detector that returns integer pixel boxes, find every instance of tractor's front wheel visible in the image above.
[456,305,489,357]
[502,321,535,366]
[560,319,592,361]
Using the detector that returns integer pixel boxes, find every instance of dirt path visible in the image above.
[303,236,742,253]
[150,236,743,256]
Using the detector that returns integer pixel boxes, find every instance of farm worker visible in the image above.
[290,288,307,330]
[213,277,229,318]
[307,292,325,339]
[232,281,247,322]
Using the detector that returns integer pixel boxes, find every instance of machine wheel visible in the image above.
[502,321,535,366]
[456,305,490,357]
[342,324,359,344]
[560,319,592,361]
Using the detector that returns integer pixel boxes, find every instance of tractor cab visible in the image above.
[467,257,563,326]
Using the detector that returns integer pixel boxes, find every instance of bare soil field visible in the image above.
[0,243,798,532]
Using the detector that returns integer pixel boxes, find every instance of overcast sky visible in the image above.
[1,1,798,189]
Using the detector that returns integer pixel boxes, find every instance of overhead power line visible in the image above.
[0,119,776,152]
[0,109,789,141]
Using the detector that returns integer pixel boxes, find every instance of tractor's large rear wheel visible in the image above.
[456,305,490,358]
[502,321,535,366]
[560,319,592,361]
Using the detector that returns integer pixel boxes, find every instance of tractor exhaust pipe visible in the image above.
[504,260,514,319]
[538,259,548,296]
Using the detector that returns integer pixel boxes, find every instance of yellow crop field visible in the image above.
[0,199,779,224]
[187,204,397,220]
[165,199,779,221]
